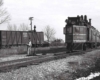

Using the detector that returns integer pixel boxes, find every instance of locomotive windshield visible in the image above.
[73,26,86,34]
[73,25,87,41]
[66,27,72,33]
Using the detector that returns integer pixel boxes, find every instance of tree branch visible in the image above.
[0,0,10,25]
[0,15,10,24]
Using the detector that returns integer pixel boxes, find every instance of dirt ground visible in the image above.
[0,49,100,80]
[0,46,66,57]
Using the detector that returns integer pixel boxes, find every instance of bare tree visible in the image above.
[13,24,17,31]
[7,24,13,30]
[7,24,17,31]
[51,38,64,46]
[0,0,10,24]
[19,23,29,31]
[7,23,29,31]
[43,25,56,43]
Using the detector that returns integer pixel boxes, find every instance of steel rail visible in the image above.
[0,47,99,72]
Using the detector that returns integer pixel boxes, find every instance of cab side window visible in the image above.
[73,27,80,34]
[73,27,86,34]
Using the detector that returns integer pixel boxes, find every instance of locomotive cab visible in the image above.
[65,25,87,52]
[64,15,100,53]
[64,15,88,52]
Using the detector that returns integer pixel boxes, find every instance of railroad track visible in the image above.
[0,47,99,72]
[0,55,55,72]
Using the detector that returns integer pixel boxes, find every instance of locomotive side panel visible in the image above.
[95,31,100,46]
[89,27,96,42]
[89,28,92,42]
[73,25,87,43]
[65,25,73,43]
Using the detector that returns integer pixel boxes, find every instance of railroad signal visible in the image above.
[34,25,36,32]
[29,17,34,31]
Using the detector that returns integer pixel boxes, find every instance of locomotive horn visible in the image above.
[84,15,87,21]
[81,15,83,20]
[89,19,91,25]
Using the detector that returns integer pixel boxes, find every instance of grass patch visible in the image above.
[0,49,100,80]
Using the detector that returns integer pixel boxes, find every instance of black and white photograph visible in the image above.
[0,0,100,80]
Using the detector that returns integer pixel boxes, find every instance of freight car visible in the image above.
[0,30,44,48]
[63,15,100,52]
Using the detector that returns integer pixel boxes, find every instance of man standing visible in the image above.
[27,38,32,56]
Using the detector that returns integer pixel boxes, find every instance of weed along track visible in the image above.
[0,47,99,73]
[0,55,55,72]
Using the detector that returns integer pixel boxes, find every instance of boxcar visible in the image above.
[22,31,44,47]
[0,31,22,48]
[0,30,44,48]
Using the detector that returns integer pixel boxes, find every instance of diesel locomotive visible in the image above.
[64,15,100,52]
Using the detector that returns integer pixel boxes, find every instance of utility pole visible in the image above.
[29,17,33,31]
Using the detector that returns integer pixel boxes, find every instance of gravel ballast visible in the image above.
[0,49,100,80]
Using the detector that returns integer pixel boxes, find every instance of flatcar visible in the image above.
[0,30,44,48]
[63,15,100,52]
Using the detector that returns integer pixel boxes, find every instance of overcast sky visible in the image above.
[1,0,100,41]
